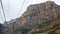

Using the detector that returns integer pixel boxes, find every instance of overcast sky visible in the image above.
[0,0,60,24]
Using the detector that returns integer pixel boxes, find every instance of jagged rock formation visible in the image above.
[3,1,60,34]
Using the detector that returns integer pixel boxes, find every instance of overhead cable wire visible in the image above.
[17,0,25,17]
[0,0,6,21]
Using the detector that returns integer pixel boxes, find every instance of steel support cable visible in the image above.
[8,0,26,23]
[0,0,6,21]
[17,0,25,17]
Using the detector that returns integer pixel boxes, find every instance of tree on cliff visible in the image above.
[0,23,4,34]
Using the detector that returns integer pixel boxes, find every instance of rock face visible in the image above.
[20,1,60,30]
[3,1,60,34]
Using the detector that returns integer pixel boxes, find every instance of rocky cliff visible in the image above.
[3,1,60,34]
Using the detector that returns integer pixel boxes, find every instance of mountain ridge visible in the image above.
[2,1,60,34]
